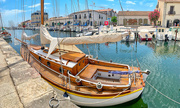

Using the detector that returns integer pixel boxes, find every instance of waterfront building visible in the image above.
[31,11,48,27]
[72,9,107,26]
[117,11,151,26]
[48,16,73,27]
[156,0,180,27]
[19,20,31,27]
[96,8,117,21]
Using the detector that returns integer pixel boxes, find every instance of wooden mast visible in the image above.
[41,0,44,25]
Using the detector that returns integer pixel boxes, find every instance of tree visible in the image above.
[148,9,160,26]
[111,16,117,25]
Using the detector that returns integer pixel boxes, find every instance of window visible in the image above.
[99,15,101,19]
[89,13,91,18]
[84,14,86,19]
[170,6,174,14]
[75,15,77,19]
[159,29,161,32]
[162,29,164,32]
[79,15,81,19]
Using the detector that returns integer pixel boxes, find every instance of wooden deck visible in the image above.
[79,64,139,79]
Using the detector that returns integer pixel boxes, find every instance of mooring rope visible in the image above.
[146,81,180,105]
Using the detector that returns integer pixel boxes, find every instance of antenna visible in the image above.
[119,0,125,19]
[77,0,80,11]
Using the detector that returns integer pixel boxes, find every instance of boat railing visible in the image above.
[75,64,89,76]
[68,71,131,89]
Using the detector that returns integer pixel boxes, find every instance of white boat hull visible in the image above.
[68,88,143,107]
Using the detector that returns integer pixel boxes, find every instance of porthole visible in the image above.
[47,61,50,67]
[59,68,63,73]
[39,56,41,61]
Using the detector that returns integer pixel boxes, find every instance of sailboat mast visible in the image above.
[41,0,44,25]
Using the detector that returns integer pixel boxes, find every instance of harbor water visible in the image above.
[6,30,180,108]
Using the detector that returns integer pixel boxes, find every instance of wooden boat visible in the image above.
[16,0,150,107]
[138,29,152,41]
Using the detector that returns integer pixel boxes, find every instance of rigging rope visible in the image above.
[146,81,180,105]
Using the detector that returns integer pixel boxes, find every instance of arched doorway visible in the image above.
[173,19,179,26]
[139,19,142,25]
[123,19,127,26]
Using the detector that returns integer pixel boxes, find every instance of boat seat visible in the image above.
[32,46,41,50]
[61,52,86,62]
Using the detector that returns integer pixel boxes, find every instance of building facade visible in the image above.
[117,11,151,26]
[156,0,180,27]
[18,20,31,27]
[31,11,48,27]
[97,8,117,20]
[48,17,73,27]
[72,9,107,26]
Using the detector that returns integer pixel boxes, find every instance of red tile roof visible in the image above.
[159,0,180,2]
[118,11,151,16]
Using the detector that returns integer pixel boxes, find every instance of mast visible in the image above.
[41,0,44,25]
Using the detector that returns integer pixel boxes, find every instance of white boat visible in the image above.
[156,27,172,41]
[168,27,180,41]
[121,32,135,42]
[139,29,153,41]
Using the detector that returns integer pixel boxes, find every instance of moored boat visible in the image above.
[156,27,172,41]
[16,0,151,107]
[139,29,153,41]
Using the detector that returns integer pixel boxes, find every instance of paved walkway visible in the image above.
[0,38,78,108]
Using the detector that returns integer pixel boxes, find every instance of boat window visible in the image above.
[162,29,164,32]
[83,60,84,63]
[59,68,62,73]
[47,61,50,67]
[79,63,80,66]
[159,29,161,32]
[39,56,41,61]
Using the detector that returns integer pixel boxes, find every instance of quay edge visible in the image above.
[0,38,79,108]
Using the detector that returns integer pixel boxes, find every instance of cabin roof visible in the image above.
[61,52,86,62]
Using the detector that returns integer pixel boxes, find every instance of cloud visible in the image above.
[0,0,6,2]
[139,2,143,5]
[107,0,114,1]
[28,3,50,8]
[126,1,136,5]
[146,3,154,8]
[2,9,26,16]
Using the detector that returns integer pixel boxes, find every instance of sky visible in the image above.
[0,0,157,27]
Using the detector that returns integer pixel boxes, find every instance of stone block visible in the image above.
[0,92,23,108]
[10,67,41,86]
[16,78,54,106]
[0,76,16,97]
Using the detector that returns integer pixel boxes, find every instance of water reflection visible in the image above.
[146,41,180,57]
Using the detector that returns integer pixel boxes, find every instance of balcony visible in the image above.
[168,11,176,15]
